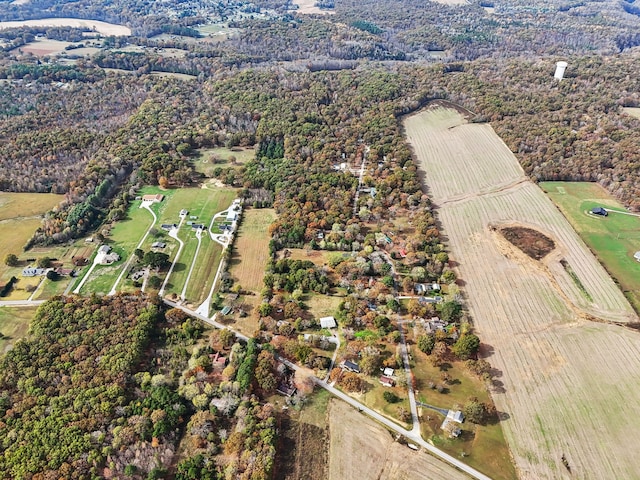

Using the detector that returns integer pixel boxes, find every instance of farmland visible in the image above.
[0,192,63,286]
[328,400,469,480]
[405,106,640,479]
[226,208,276,333]
[229,208,276,293]
[0,18,131,36]
[541,181,640,311]
[194,146,256,177]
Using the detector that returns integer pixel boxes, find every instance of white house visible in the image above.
[446,410,464,423]
[320,316,337,329]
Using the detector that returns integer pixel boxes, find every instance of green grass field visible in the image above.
[541,182,640,311]
[0,306,37,354]
[158,187,235,301]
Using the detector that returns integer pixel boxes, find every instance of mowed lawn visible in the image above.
[159,187,236,301]
[0,306,37,354]
[81,201,158,295]
[541,182,640,311]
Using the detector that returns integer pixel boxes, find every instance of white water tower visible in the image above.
[554,61,568,81]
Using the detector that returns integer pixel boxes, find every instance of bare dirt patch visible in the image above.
[498,226,555,260]
[328,400,469,480]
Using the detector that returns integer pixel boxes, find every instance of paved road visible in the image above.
[278,357,492,480]
[162,299,249,342]
[109,202,157,296]
[0,300,46,307]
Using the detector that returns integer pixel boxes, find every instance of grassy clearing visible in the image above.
[193,147,255,176]
[0,307,36,354]
[357,380,412,429]
[410,349,516,480]
[229,208,276,292]
[541,181,640,311]
[304,294,343,319]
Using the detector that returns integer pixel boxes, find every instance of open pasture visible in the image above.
[406,107,640,479]
[328,400,469,480]
[0,307,37,354]
[229,208,276,293]
[0,192,61,222]
[541,181,640,311]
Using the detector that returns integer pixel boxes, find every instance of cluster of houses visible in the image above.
[338,359,398,387]
[22,265,75,277]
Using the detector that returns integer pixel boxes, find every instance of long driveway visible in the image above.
[398,319,421,436]
[108,202,157,296]
[159,216,186,298]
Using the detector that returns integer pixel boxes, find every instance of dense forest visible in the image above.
[0,296,281,479]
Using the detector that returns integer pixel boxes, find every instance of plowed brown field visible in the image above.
[405,107,640,479]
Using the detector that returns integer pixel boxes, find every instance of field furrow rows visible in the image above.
[405,107,640,479]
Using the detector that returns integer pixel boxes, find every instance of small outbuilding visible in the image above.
[634,251,640,262]
[320,316,337,329]
[379,375,395,387]
[591,207,608,216]
[152,242,166,249]
[142,194,164,203]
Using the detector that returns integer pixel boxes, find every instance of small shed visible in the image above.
[320,316,337,329]
[180,209,189,216]
[383,367,395,377]
[379,375,395,387]
[634,251,640,262]
[591,207,608,216]
[152,242,166,249]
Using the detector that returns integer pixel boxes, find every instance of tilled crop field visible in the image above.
[405,107,640,479]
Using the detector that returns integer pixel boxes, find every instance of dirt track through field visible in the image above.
[405,107,640,479]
